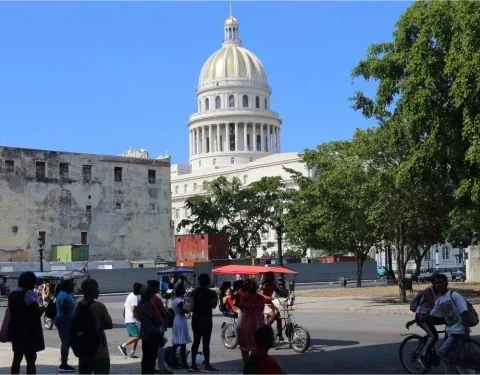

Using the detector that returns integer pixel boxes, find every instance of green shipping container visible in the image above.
[50,244,89,262]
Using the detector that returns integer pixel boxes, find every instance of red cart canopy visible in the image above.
[212,264,298,275]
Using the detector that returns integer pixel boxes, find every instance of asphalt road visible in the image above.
[1,294,456,374]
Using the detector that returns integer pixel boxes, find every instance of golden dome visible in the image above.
[225,16,239,26]
[198,44,268,86]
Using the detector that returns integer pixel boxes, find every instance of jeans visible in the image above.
[11,352,36,374]
[157,346,166,370]
[142,334,162,374]
[438,333,464,374]
[191,318,212,366]
[78,358,110,374]
[54,315,71,362]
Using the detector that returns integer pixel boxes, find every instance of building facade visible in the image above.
[0,146,173,262]
[170,15,309,253]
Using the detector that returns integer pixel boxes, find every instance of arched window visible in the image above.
[242,95,249,108]
[228,94,235,108]
[215,96,221,109]
[205,98,209,110]
[265,98,268,109]
[231,157,235,164]
[249,157,253,162]
[255,96,260,108]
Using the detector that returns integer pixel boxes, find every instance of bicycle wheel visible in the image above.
[455,339,480,375]
[399,334,428,374]
[291,325,310,353]
[221,323,238,349]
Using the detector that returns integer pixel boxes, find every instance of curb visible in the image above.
[295,307,411,315]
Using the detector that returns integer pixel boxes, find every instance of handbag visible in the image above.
[449,341,480,371]
[0,308,11,343]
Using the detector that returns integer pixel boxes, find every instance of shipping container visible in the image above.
[175,233,229,261]
[336,256,356,262]
[260,259,271,265]
[50,244,89,262]
[72,245,89,262]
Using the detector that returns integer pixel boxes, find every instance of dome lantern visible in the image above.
[224,4,240,45]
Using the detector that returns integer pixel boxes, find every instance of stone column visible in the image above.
[467,245,480,282]
[253,124,257,151]
[208,125,212,153]
[195,128,199,155]
[260,124,264,152]
[189,130,192,157]
[244,123,248,151]
[226,123,231,152]
[216,124,220,152]
[278,127,281,152]
[235,123,239,151]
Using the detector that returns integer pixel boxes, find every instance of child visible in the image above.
[244,324,285,374]
[223,288,237,313]
[171,284,191,369]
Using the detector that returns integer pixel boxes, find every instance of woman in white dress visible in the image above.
[172,284,191,369]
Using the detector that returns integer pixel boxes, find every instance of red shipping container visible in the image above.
[175,233,229,261]
[320,256,336,263]
[336,256,356,262]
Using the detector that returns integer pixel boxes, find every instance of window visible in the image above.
[86,205,92,213]
[81,232,88,245]
[265,98,268,109]
[215,96,221,109]
[148,169,156,184]
[175,186,179,194]
[205,98,209,110]
[202,180,207,189]
[228,94,235,108]
[115,202,122,210]
[114,167,122,182]
[256,135,261,150]
[442,246,450,260]
[82,165,92,182]
[175,209,180,219]
[149,203,155,210]
[247,134,251,150]
[220,136,223,151]
[242,95,249,108]
[255,96,260,108]
[59,163,69,180]
[5,160,14,172]
[231,157,235,164]
[193,183,197,191]
[184,184,187,193]
[36,161,46,180]
[213,158,216,166]
[250,157,253,162]
[199,160,202,167]
[243,175,248,184]
[38,231,46,245]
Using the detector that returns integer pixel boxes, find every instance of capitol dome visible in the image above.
[198,16,268,87]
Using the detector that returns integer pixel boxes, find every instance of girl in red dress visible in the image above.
[237,279,265,364]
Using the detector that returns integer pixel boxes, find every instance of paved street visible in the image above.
[0,295,462,374]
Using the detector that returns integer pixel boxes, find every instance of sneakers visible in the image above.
[418,355,431,370]
[203,365,219,373]
[118,345,128,357]
[189,364,200,372]
[58,364,75,373]
[129,352,139,359]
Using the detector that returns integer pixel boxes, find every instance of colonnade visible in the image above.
[189,123,281,157]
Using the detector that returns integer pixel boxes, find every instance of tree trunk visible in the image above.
[415,257,422,277]
[356,258,364,288]
[396,226,407,303]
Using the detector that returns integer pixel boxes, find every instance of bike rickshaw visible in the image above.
[212,264,310,354]
[157,267,195,310]
[34,271,89,330]
[0,274,19,301]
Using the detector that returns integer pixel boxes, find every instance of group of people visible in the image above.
[6,271,112,374]
[406,273,474,372]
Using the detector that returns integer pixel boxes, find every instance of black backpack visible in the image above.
[243,352,267,374]
[45,300,57,320]
[70,301,102,358]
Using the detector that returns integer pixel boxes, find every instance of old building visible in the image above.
[0,146,173,262]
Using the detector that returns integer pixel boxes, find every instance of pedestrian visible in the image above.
[135,284,165,374]
[55,279,76,373]
[118,282,143,358]
[72,278,113,374]
[243,324,285,374]
[171,284,191,369]
[8,271,45,374]
[147,279,172,374]
[406,273,471,374]
[190,273,219,373]
[237,279,265,366]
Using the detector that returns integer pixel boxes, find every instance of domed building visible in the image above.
[171,14,310,254]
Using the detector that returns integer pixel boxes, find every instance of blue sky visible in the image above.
[0,1,412,164]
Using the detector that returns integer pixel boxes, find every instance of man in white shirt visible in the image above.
[118,283,142,358]
[407,274,470,372]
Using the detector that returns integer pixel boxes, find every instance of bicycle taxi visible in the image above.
[157,267,195,309]
[34,270,89,330]
[212,264,310,353]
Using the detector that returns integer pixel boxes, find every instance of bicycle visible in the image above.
[399,328,480,374]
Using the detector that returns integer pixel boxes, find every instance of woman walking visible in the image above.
[237,279,265,366]
[171,284,191,369]
[8,271,45,374]
[55,279,76,372]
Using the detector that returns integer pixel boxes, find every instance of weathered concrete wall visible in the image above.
[466,245,480,282]
[0,146,173,261]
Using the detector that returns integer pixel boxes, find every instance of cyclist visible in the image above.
[259,272,286,342]
[406,273,471,373]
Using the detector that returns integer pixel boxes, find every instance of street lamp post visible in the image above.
[38,237,45,272]
[274,208,286,291]
[250,246,257,267]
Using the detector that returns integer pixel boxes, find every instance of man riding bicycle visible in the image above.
[259,272,286,342]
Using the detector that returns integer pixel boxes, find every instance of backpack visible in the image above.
[45,300,57,320]
[450,291,479,327]
[410,291,425,312]
[70,301,102,358]
[243,352,267,374]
